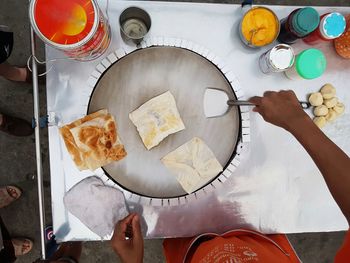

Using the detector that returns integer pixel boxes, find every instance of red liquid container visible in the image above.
[278,7,320,44]
[304,13,346,45]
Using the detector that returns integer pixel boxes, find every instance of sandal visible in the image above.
[0,186,22,208]
[12,238,33,256]
[0,114,34,137]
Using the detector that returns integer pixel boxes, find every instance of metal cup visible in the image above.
[238,6,280,48]
[119,6,151,45]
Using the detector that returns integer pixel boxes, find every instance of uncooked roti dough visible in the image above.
[324,97,338,108]
[161,137,223,193]
[333,102,345,115]
[309,84,346,129]
[313,116,326,128]
[325,109,337,122]
[314,105,329,116]
[320,84,336,99]
[129,91,185,150]
[308,92,323,107]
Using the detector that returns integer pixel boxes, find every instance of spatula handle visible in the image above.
[227,100,311,109]
[227,100,255,106]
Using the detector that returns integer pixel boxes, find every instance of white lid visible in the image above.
[270,44,295,70]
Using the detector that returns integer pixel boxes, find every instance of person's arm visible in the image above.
[111,213,144,263]
[250,90,350,225]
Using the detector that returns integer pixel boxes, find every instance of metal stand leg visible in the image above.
[30,26,46,260]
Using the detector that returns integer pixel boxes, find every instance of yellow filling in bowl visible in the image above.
[241,8,279,47]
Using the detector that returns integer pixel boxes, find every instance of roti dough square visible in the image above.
[129,91,185,150]
[161,137,223,193]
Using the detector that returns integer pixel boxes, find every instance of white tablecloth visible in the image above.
[45,1,350,241]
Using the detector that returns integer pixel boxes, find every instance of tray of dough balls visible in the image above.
[309,84,345,128]
[60,47,242,198]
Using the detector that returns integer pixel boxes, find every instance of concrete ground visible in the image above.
[0,0,348,262]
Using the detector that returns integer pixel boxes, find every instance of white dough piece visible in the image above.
[320,84,336,99]
[313,116,327,128]
[333,102,345,115]
[324,97,338,108]
[161,137,223,194]
[325,109,338,122]
[308,92,323,106]
[129,91,185,150]
[314,105,329,116]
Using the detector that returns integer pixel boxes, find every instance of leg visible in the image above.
[0,62,27,82]
[33,242,82,263]
[0,216,16,263]
[49,242,82,263]
[52,242,82,262]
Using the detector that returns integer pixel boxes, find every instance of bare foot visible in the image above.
[0,186,22,208]
[12,238,33,256]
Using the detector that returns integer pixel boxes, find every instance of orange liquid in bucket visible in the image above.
[34,0,95,45]
[31,0,110,60]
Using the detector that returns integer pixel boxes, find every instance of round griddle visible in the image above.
[88,46,241,198]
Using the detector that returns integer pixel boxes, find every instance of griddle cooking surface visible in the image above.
[88,47,240,198]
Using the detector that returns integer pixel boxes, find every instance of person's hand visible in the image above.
[111,213,144,263]
[249,90,311,132]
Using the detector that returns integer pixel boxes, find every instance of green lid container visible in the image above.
[295,48,327,79]
[292,7,320,36]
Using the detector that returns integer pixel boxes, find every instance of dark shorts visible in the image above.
[0,30,14,64]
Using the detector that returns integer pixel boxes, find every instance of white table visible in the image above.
[45,1,350,241]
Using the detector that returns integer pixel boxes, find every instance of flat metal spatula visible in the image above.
[203,88,311,118]
[204,88,255,118]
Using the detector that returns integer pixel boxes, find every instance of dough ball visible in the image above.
[308,92,323,106]
[325,109,338,122]
[314,105,329,116]
[320,84,336,99]
[324,97,338,108]
[313,116,327,128]
[333,102,345,115]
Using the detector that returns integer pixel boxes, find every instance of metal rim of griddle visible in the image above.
[83,37,251,206]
